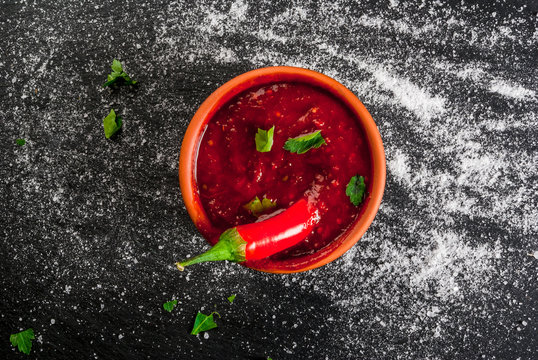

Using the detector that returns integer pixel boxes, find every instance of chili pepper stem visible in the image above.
[176,228,247,271]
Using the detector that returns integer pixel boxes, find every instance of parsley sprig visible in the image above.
[103,59,137,88]
[163,299,178,312]
[191,311,220,335]
[10,328,35,355]
[346,175,366,206]
[243,196,277,217]
[255,126,275,152]
[283,130,326,154]
[103,109,123,139]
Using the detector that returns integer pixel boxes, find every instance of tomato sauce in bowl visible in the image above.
[195,82,373,266]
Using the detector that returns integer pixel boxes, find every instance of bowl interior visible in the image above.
[179,66,386,273]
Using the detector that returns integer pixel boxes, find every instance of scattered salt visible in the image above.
[489,80,536,101]
[3,1,536,357]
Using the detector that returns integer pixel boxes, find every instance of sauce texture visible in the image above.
[196,82,372,258]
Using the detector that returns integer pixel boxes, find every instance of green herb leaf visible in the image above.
[111,59,123,73]
[103,59,137,88]
[227,294,236,304]
[267,357,273,360]
[283,130,326,154]
[243,196,277,217]
[103,109,123,139]
[163,299,178,312]
[16,138,26,146]
[255,126,275,152]
[191,311,220,335]
[10,328,34,355]
[346,175,366,206]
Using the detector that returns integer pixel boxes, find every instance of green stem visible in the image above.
[176,228,247,271]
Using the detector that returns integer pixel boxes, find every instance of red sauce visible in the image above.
[196,82,372,259]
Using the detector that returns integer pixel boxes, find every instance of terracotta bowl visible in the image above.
[179,66,386,273]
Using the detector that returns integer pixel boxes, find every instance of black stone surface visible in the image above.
[1,0,537,359]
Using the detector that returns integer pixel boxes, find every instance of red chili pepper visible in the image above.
[176,199,319,270]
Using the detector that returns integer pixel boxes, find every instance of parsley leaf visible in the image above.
[16,138,26,146]
[103,109,123,139]
[10,328,34,355]
[283,130,326,154]
[346,175,366,206]
[255,126,275,152]
[111,59,123,73]
[243,196,277,217]
[227,294,236,304]
[191,311,220,335]
[163,299,178,312]
[103,59,137,88]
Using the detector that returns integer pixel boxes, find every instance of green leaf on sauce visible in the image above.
[191,311,220,335]
[103,59,137,88]
[16,138,26,146]
[346,175,366,206]
[243,196,277,217]
[103,109,123,139]
[283,130,326,154]
[10,328,35,355]
[163,299,178,312]
[227,294,236,304]
[255,126,275,152]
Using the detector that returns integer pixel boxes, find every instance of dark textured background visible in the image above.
[1,0,537,359]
